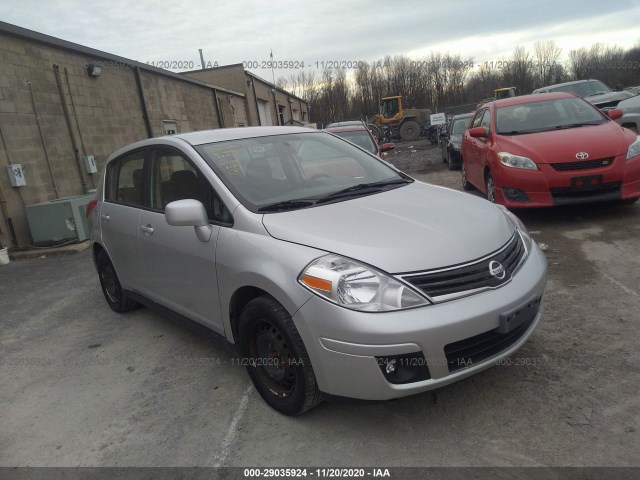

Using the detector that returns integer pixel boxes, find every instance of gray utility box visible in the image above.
[25,193,95,245]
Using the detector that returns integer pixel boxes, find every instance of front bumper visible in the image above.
[292,243,547,400]
[492,153,640,208]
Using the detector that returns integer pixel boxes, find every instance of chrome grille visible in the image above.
[401,233,526,302]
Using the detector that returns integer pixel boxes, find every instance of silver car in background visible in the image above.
[532,79,635,109]
[88,126,547,415]
[615,94,640,134]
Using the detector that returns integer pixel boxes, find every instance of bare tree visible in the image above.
[502,46,536,94]
[533,40,562,88]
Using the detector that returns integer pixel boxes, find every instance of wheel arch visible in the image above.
[92,242,106,269]
[229,285,272,344]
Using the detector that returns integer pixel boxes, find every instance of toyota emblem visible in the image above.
[489,260,506,280]
[576,152,589,160]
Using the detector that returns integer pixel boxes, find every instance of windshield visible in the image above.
[330,130,377,154]
[496,97,606,134]
[549,80,611,97]
[195,132,409,212]
[451,117,471,135]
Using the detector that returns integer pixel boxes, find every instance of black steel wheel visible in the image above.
[239,296,321,415]
[96,250,139,313]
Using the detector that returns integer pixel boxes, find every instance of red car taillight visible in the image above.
[86,199,98,218]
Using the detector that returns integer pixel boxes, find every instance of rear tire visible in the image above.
[96,250,139,313]
[461,161,474,191]
[400,120,420,141]
[239,296,321,415]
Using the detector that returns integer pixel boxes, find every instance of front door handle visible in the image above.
[140,224,154,235]
[101,214,110,222]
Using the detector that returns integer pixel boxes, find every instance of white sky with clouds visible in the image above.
[2,0,639,81]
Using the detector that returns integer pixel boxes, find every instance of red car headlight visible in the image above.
[498,152,538,170]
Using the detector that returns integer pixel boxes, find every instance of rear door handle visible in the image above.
[140,224,154,235]
[101,214,110,222]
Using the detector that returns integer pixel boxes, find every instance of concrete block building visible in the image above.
[0,22,274,248]
[183,64,309,128]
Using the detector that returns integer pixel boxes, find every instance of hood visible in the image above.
[261,182,514,273]
[618,94,640,112]
[495,121,631,163]
[586,90,634,107]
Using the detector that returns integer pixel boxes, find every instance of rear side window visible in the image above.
[105,151,146,207]
[150,148,232,225]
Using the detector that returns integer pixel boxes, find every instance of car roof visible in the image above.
[325,121,365,127]
[324,125,369,133]
[451,112,474,119]
[176,126,318,145]
[533,79,603,92]
[105,126,321,163]
[490,92,577,108]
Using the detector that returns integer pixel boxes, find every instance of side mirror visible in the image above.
[615,84,624,92]
[469,126,488,138]
[607,109,623,120]
[165,199,212,242]
[381,142,395,152]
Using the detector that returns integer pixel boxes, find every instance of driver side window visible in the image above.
[150,148,232,225]
[471,110,485,128]
[480,109,492,132]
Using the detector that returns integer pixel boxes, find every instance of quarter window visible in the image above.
[105,151,146,207]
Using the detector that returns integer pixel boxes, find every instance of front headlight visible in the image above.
[496,205,533,256]
[627,136,640,160]
[299,255,430,312]
[498,152,538,170]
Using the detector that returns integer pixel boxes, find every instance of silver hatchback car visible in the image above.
[89,126,547,415]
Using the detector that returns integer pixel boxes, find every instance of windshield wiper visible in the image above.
[316,178,412,204]
[554,122,601,129]
[257,200,316,212]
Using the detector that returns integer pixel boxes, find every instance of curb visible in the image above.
[8,240,91,260]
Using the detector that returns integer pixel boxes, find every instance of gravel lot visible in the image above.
[1,143,639,470]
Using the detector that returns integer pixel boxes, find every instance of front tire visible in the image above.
[447,151,458,171]
[96,250,139,313]
[239,296,321,415]
[486,171,496,203]
[461,161,474,191]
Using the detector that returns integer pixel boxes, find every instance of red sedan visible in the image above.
[460,92,640,207]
